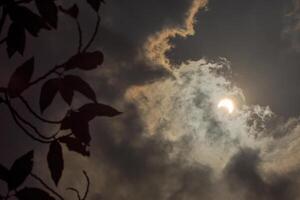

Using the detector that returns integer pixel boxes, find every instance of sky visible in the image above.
[2,0,300,199]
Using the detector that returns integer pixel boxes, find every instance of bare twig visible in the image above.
[67,188,81,200]
[82,14,100,52]
[82,171,90,200]
[30,173,64,200]
[66,171,90,200]
[5,95,51,144]
[8,100,57,140]
[26,65,62,91]
[19,95,62,124]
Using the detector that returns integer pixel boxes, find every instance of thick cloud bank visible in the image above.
[123,59,300,199]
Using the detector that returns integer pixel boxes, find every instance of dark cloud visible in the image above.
[225,148,297,200]
[2,0,300,199]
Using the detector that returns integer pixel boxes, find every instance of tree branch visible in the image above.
[82,171,90,200]
[66,188,81,200]
[30,173,64,200]
[19,95,62,124]
[5,96,51,144]
[8,100,57,140]
[83,14,100,52]
[26,65,62,91]
[66,171,90,200]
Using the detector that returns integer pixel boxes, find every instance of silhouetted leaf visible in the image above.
[8,151,33,190]
[86,0,104,12]
[59,4,79,19]
[0,0,10,6]
[60,111,91,145]
[59,82,73,105]
[63,75,96,102]
[16,187,55,200]
[72,120,91,145]
[79,103,122,121]
[47,140,63,185]
[40,78,60,113]
[8,57,34,98]
[60,111,72,130]
[7,22,26,57]
[63,51,104,71]
[59,136,90,156]
[9,5,48,36]
[0,164,9,182]
[35,0,58,28]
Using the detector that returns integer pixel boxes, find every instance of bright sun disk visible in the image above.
[217,98,234,114]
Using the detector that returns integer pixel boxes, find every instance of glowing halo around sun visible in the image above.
[217,98,235,114]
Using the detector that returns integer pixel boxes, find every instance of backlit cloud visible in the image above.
[144,0,208,72]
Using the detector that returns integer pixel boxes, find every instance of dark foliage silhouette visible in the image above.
[0,0,121,199]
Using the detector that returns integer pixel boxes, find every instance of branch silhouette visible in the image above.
[19,95,62,124]
[30,173,64,200]
[0,0,120,199]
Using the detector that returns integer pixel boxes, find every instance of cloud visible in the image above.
[282,0,300,52]
[224,148,298,200]
[144,0,208,72]
[126,59,271,170]
[123,58,300,199]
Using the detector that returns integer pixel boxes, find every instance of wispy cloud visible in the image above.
[144,0,208,72]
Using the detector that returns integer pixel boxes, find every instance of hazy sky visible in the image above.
[2,0,300,199]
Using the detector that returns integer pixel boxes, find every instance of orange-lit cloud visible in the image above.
[144,0,208,72]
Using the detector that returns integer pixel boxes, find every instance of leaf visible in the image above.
[0,164,9,182]
[59,82,73,105]
[16,187,55,200]
[0,0,10,6]
[79,103,122,121]
[47,140,64,185]
[35,0,58,28]
[59,4,79,19]
[59,136,90,156]
[60,111,91,145]
[60,111,72,130]
[72,120,91,145]
[63,51,104,71]
[63,75,96,102]
[6,22,26,58]
[8,57,34,98]
[86,0,104,12]
[40,78,60,113]
[8,151,33,190]
[8,5,48,36]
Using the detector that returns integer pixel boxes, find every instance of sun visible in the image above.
[217,98,235,114]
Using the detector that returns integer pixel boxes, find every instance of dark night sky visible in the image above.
[2,0,300,199]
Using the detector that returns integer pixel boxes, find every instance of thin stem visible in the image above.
[76,20,82,53]
[65,171,90,200]
[82,14,100,52]
[30,173,64,200]
[8,101,56,140]
[66,188,81,200]
[19,95,62,124]
[82,171,90,200]
[26,65,62,90]
[5,95,50,144]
